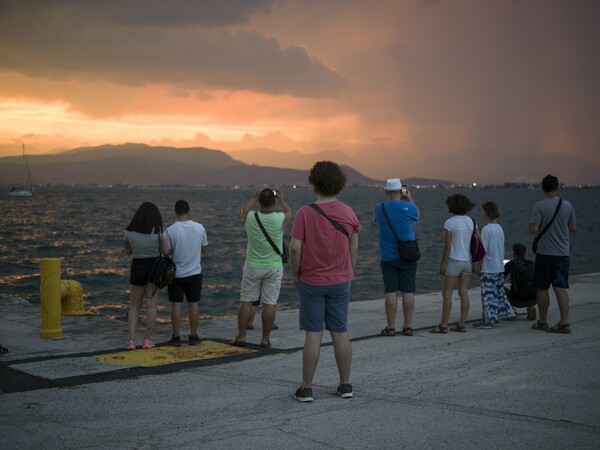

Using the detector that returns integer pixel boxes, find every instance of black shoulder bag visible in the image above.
[380,202,420,262]
[254,212,288,263]
[532,198,562,254]
[308,203,349,238]
[148,233,177,290]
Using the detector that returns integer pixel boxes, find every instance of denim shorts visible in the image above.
[380,259,417,293]
[240,268,283,305]
[296,280,350,333]
[444,257,473,276]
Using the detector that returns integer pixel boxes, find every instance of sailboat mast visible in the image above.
[23,144,33,191]
[21,144,26,187]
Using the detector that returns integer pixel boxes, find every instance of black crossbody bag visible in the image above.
[147,233,176,292]
[532,198,562,254]
[308,203,349,238]
[254,212,288,263]
[380,202,420,262]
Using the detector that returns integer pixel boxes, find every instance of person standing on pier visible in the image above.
[290,161,362,402]
[165,200,208,346]
[231,188,291,348]
[529,174,576,333]
[375,178,420,337]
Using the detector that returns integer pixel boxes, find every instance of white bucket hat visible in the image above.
[384,178,403,191]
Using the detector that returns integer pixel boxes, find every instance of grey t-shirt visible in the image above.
[530,196,575,256]
[124,231,166,258]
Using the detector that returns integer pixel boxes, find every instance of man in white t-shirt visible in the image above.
[165,200,208,346]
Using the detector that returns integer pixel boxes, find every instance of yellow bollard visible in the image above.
[40,258,63,338]
[61,280,89,316]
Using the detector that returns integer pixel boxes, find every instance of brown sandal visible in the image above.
[401,327,413,336]
[381,327,396,337]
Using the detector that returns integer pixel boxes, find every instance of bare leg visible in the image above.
[302,331,323,389]
[384,292,398,329]
[189,302,199,336]
[553,286,570,325]
[143,285,160,341]
[401,292,415,330]
[441,275,457,328]
[330,332,352,385]
[128,285,145,341]
[247,306,257,328]
[260,304,275,345]
[537,289,550,324]
[457,273,471,327]
[235,301,253,342]
[171,302,182,336]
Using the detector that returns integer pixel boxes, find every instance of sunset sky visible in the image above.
[0,0,598,183]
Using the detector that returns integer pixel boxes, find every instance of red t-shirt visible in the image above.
[291,200,362,286]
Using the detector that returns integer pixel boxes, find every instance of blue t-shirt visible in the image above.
[375,200,419,261]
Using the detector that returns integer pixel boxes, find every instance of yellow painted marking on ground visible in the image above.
[96,340,256,367]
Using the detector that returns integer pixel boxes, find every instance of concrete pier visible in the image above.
[1,273,599,449]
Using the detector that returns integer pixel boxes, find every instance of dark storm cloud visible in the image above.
[0,0,345,97]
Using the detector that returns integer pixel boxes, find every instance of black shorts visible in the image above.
[534,254,570,290]
[129,257,158,286]
[167,274,203,303]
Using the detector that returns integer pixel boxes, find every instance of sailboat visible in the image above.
[8,144,34,197]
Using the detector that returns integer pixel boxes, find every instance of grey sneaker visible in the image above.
[168,335,181,347]
[337,383,353,398]
[472,321,492,329]
[188,335,201,346]
[294,386,314,403]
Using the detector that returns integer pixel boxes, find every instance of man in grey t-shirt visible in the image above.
[528,175,576,333]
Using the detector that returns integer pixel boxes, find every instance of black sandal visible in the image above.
[428,325,448,334]
[0,345,8,355]
[381,327,396,337]
[401,327,413,336]
[548,322,571,334]
[230,337,246,347]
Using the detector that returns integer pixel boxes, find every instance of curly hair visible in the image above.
[446,194,476,215]
[482,201,500,219]
[308,161,347,196]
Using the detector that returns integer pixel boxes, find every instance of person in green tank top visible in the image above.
[231,188,291,348]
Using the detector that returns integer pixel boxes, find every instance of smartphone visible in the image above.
[400,186,408,196]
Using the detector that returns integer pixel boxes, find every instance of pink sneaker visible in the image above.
[126,340,136,350]
[142,339,155,349]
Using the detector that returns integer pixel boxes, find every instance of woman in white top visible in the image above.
[124,202,169,350]
[473,202,516,328]
[430,194,481,333]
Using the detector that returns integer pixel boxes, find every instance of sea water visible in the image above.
[1,186,597,323]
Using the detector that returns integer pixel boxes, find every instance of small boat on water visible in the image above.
[8,144,34,197]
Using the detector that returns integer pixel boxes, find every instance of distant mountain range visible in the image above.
[0,143,452,187]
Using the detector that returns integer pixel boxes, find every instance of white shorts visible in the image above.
[240,268,283,305]
[444,257,473,277]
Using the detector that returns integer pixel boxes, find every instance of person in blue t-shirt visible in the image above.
[374,178,420,337]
